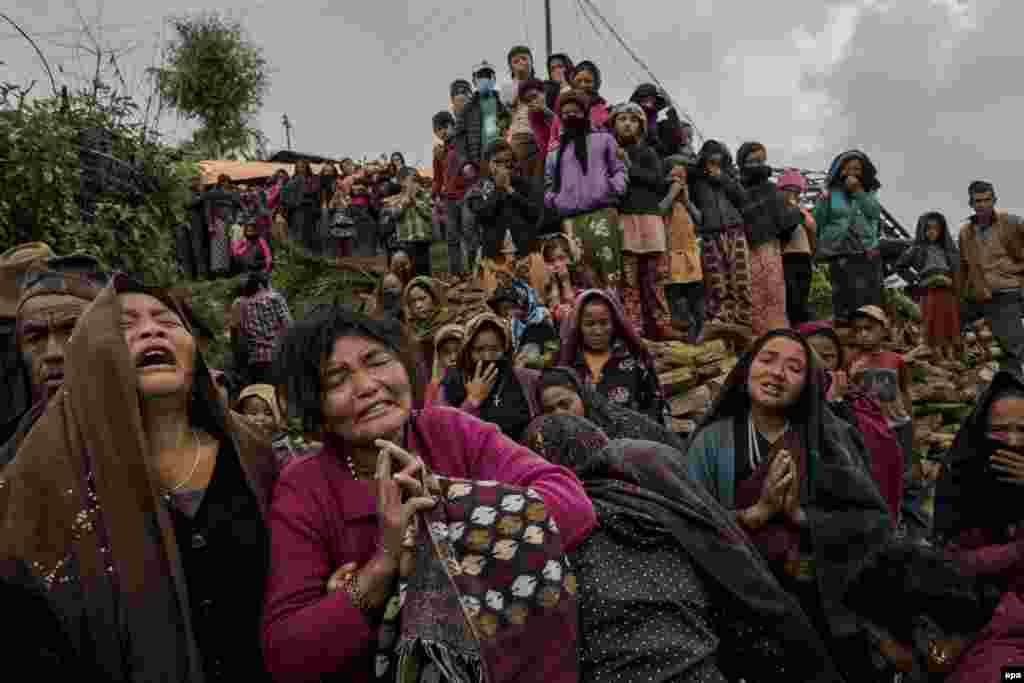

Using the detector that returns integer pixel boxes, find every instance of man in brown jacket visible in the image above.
[959,180,1024,375]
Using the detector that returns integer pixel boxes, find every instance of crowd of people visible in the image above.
[1,41,1024,683]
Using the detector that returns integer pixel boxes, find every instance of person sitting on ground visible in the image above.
[684,328,890,682]
[798,320,904,526]
[400,276,453,383]
[0,276,279,682]
[536,367,686,453]
[439,312,542,443]
[260,304,594,682]
[523,414,842,683]
[423,323,464,407]
[487,274,557,367]
[932,370,1024,680]
[557,289,666,425]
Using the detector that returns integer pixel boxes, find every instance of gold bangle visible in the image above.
[341,571,376,614]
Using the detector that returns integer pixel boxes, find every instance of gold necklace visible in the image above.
[167,430,203,495]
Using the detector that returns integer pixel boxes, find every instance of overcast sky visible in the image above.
[2,0,1018,232]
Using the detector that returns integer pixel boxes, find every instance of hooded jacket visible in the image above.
[467,173,545,258]
[454,90,508,167]
[686,140,748,235]
[611,104,668,216]
[544,127,627,217]
[812,150,882,258]
[895,211,960,288]
[735,142,804,248]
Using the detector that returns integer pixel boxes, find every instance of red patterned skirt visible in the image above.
[922,285,960,344]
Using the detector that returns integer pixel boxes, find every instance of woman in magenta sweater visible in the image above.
[261,305,595,683]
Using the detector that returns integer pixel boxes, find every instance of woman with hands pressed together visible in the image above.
[684,329,890,681]
[261,305,593,682]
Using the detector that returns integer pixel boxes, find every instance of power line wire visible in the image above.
[579,0,703,141]
[574,0,642,88]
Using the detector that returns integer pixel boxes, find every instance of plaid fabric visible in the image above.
[240,289,292,365]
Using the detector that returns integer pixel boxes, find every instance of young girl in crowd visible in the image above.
[545,90,627,291]
[540,233,579,325]
[661,156,705,343]
[687,140,753,343]
[778,169,817,325]
[610,103,680,341]
[557,289,665,424]
[896,211,961,366]
[736,142,805,337]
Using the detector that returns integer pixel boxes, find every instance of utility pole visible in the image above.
[544,0,553,61]
[281,114,293,150]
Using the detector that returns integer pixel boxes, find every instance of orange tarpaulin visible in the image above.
[198,160,433,186]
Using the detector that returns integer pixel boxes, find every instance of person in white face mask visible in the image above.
[453,60,508,173]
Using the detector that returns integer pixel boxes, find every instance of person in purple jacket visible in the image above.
[262,304,595,683]
[544,89,627,291]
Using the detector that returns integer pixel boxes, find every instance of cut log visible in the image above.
[670,385,712,418]
[659,367,696,395]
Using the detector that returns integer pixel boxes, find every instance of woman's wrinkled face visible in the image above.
[579,300,613,353]
[541,385,585,417]
[806,334,840,372]
[407,285,436,321]
[119,293,196,400]
[18,294,88,400]
[469,326,505,366]
[840,158,863,179]
[321,335,412,445]
[572,70,595,94]
[987,396,1024,451]
[239,395,276,430]
[438,338,462,369]
[747,336,808,412]
[782,188,801,206]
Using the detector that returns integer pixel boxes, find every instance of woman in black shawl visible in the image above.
[931,370,1024,679]
[283,160,321,252]
[684,328,890,680]
[523,414,840,683]
[0,275,277,682]
[535,367,686,453]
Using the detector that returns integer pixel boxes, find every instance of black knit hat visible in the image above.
[432,111,455,130]
[574,60,602,92]
[630,83,666,111]
[450,79,473,98]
